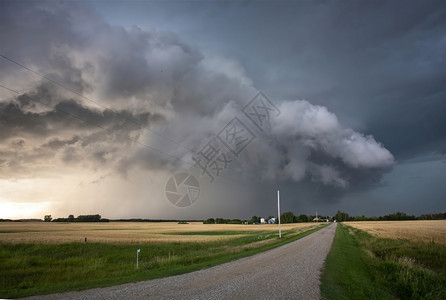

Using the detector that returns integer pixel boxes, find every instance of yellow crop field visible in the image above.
[347,220,446,245]
[0,222,320,244]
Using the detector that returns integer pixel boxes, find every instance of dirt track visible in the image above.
[26,223,336,300]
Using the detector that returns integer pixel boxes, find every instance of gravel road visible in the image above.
[26,223,336,300]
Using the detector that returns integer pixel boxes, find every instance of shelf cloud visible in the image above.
[1,0,444,219]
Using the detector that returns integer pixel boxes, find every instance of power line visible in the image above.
[0,84,19,94]
[0,83,195,167]
[0,83,264,189]
[0,54,266,188]
[0,54,194,152]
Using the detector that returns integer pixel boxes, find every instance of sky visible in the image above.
[0,0,445,220]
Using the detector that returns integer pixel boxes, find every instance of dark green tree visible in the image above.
[203,218,215,224]
[280,211,295,224]
[334,211,350,222]
[76,214,102,222]
[229,219,242,224]
[296,214,308,223]
[251,216,260,223]
[44,215,52,222]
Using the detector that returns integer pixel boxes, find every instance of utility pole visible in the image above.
[278,190,281,238]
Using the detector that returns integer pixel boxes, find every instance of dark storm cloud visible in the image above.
[230,99,394,211]
[3,0,443,218]
[106,0,443,215]
[139,0,445,162]
[0,82,162,178]
[42,136,80,150]
[1,0,394,185]
[1,0,256,117]
[0,88,159,141]
[203,0,446,161]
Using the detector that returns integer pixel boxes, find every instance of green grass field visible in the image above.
[0,224,327,298]
[321,223,446,299]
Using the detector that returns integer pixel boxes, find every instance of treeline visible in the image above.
[418,212,446,220]
[327,211,446,222]
[277,211,446,223]
[49,214,109,222]
[203,218,245,224]
[113,219,203,222]
[280,212,323,223]
[202,211,446,225]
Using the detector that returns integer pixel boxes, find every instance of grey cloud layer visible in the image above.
[152,0,446,161]
[0,0,414,216]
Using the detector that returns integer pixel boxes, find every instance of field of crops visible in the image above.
[0,222,327,298]
[322,221,446,299]
[347,220,446,245]
[0,222,317,244]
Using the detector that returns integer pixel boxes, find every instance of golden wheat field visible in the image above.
[0,222,320,244]
[347,220,446,245]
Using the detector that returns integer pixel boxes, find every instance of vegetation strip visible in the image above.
[0,224,327,298]
[321,223,446,299]
[162,231,260,236]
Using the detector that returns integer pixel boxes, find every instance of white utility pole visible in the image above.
[278,190,281,238]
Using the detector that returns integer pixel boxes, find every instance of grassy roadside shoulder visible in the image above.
[1,224,328,298]
[321,223,446,299]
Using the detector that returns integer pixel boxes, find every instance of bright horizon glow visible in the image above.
[0,201,52,219]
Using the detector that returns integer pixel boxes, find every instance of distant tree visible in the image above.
[379,212,416,221]
[228,219,242,224]
[44,215,52,222]
[295,214,308,223]
[76,214,102,222]
[251,216,260,224]
[68,215,75,222]
[280,211,295,224]
[334,211,350,222]
[216,218,226,224]
[203,218,215,224]
[353,215,368,221]
[52,218,68,222]
[418,212,446,220]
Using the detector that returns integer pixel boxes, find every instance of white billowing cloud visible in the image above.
[273,100,339,138]
[265,99,395,187]
[0,0,398,220]
[326,130,395,168]
[200,54,253,87]
[150,97,395,189]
